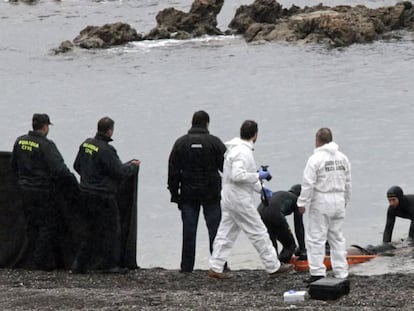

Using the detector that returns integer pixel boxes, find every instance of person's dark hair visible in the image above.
[240,120,258,140]
[288,184,301,197]
[316,128,333,144]
[387,185,404,201]
[32,113,52,130]
[192,110,210,128]
[97,117,114,134]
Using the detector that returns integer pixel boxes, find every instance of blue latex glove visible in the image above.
[263,187,273,198]
[258,167,271,180]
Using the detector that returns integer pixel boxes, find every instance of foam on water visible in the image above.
[121,35,242,53]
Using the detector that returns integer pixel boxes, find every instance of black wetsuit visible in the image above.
[383,194,414,243]
[258,191,305,263]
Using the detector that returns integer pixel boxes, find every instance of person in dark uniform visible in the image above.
[11,113,78,271]
[383,185,414,244]
[168,110,226,273]
[72,117,140,274]
[258,184,306,263]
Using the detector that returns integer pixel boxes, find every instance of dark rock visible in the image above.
[171,31,192,40]
[229,0,284,34]
[8,0,40,4]
[145,27,173,40]
[73,22,142,49]
[190,0,224,16]
[232,1,414,47]
[145,0,224,40]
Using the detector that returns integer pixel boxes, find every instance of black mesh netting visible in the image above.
[0,151,138,270]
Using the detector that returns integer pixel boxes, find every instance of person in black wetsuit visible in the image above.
[383,185,414,244]
[258,184,306,263]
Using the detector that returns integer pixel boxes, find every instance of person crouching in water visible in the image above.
[383,186,414,245]
[258,184,306,263]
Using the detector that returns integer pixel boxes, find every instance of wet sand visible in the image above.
[0,268,413,310]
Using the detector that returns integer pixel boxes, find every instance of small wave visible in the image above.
[119,35,242,53]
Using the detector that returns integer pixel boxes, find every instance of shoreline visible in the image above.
[0,268,412,310]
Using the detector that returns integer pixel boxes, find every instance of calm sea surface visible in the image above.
[1,0,414,273]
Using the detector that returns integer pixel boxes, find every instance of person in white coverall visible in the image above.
[297,128,351,283]
[208,120,294,279]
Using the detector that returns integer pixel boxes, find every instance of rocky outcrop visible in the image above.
[144,0,224,40]
[230,0,414,47]
[9,0,62,3]
[8,0,40,4]
[73,22,142,49]
[52,0,414,53]
[53,22,142,54]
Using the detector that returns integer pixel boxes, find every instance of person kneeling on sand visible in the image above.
[208,120,294,279]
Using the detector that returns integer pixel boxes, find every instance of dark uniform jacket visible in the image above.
[11,130,75,190]
[168,126,226,204]
[258,191,306,252]
[383,194,414,243]
[74,133,137,195]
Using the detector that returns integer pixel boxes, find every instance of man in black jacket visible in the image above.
[11,113,78,271]
[168,111,226,272]
[72,117,140,274]
[258,184,306,263]
[383,185,414,244]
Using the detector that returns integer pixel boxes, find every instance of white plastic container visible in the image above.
[283,290,307,303]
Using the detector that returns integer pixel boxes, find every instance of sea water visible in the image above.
[1,0,414,271]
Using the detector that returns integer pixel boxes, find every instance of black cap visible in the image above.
[32,113,53,130]
[386,186,403,201]
[289,184,301,197]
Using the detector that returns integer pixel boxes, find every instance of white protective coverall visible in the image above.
[297,141,351,278]
[209,137,281,273]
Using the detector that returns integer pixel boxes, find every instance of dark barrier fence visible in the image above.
[0,151,138,270]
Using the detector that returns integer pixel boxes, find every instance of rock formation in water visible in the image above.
[52,0,414,53]
[53,22,142,54]
[73,22,142,49]
[144,0,224,40]
[8,0,62,3]
[229,0,414,47]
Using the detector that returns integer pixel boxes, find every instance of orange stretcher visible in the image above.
[289,254,377,272]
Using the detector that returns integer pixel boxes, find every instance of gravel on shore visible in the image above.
[0,268,413,310]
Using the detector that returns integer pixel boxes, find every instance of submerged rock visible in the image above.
[52,40,74,55]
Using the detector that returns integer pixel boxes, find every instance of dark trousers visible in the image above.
[22,189,62,271]
[268,223,297,263]
[180,202,221,272]
[72,192,121,271]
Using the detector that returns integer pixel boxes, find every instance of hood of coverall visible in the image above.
[315,141,339,154]
[224,137,253,153]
